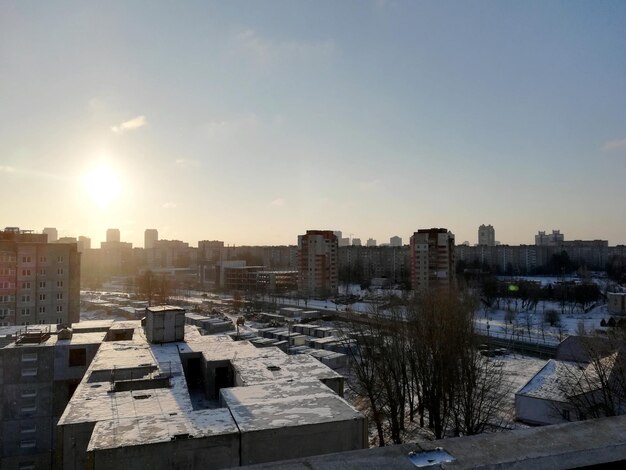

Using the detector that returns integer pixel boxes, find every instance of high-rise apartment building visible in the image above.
[535,230,564,246]
[144,228,158,249]
[42,227,58,243]
[297,230,338,297]
[366,238,377,247]
[478,224,496,246]
[77,236,91,252]
[409,228,455,291]
[390,236,402,247]
[0,227,80,326]
[352,238,362,247]
[106,228,120,243]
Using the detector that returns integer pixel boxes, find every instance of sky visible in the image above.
[1,0,625,248]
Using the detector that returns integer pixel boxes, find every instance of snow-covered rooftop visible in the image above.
[221,380,361,432]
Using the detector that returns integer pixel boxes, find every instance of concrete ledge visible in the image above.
[241,415,626,469]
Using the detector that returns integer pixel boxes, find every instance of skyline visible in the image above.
[2,1,626,247]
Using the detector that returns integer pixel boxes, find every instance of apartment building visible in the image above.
[478,224,495,246]
[0,228,80,326]
[297,231,338,297]
[409,228,455,291]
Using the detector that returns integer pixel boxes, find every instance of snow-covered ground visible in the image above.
[475,301,609,346]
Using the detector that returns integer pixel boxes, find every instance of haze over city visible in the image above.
[2,1,626,247]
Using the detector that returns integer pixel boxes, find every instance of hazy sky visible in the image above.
[1,1,625,247]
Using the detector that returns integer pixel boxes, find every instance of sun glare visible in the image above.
[83,163,122,209]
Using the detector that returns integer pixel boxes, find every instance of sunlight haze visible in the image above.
[1,0,625,247]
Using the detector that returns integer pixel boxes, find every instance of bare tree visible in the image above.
[559,337,626,420]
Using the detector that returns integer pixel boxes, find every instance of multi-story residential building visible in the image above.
[297,230,338,297]
[366,238,377,247]
[390,236,402,247]
[337,245,410,286]
[0,227,80,326]
[0,325,102,469]
[352,238,361,247]
[77,236,91,252]
[409,228,455,291]
[105,228,120,243]
[1,312,365,469]
[146,239,194,269]
[42,228,57,243]
[535,230,564,246]
[144,228,158,249]
[478,224,496,246]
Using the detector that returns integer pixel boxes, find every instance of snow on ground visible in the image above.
[475,300,610,346]
[497,354,547,427]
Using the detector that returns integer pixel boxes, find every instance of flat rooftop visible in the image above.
[87,408,238,451]
[232,352,342,386]
[221,380,361,432]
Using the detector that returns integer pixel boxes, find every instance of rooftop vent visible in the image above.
[267,365,281,372]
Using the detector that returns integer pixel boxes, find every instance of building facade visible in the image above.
[0,228,80,326]
[297,231,338,297]
[478,224,495,246]
[144,229,158,250]
[536,230,564,246]
[409,228,455,291]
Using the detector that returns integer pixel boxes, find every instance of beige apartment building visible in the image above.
[0,228,80,327]
[409,228,455,291]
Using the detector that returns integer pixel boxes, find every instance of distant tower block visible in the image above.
[145,229,158,249]
[478,224,495,246]
[43,227,58,243]
[106,228,121,243]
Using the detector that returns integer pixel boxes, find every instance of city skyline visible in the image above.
[2,1,626,247]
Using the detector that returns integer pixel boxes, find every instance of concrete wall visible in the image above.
[240,418,367,466]
[87,433,240,470]
[515,394,572,425]
[58,422,96,470]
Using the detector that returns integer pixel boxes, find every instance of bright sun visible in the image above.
[83,163,122,209]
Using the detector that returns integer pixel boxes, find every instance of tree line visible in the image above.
[342,289,508,444]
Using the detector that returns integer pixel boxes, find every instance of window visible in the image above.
[57,255,64,262]
[21,256,32,263]
[39,256,46,263]
[39,281,46,288]
[38,306,45,313]
[20,424,36,434]
[39,268,46,276]
[39,294,46,301]
[22,281,31,289]
[562,409,570,421]
[69,348,86,367]
[19,439,36,449]
[21,295,30,302]
[56,292,63,300]
[21,352,37,362]
[21,389,37,398]
[57,268,64,275]
[56,280,63,288]
[21,308,30,316]
[21,269,31,276]
[56,305,63,312]
[21,368,37,377]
